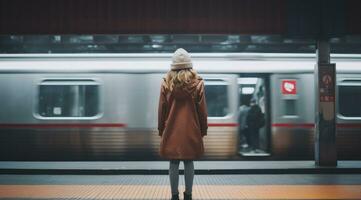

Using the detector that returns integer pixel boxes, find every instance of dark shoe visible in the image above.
[171,194,179,200]
[183,192,192,200]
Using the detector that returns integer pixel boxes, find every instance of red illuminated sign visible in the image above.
[282,80,297,95]
[319,65,335,102]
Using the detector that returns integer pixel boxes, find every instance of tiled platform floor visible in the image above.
[0,174,360,199]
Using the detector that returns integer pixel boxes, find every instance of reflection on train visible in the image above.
[0,53,360,161]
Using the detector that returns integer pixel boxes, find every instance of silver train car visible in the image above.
[0,53,360,161]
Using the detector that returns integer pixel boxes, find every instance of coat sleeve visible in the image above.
[197,80,208,137]
[158,82,167,136]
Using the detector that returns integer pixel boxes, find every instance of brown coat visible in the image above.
[158,77,208,160]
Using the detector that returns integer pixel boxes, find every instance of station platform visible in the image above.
[1,161,361,174]
[0,174,360,199]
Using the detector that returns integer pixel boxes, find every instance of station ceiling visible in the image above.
[0,0,360,37]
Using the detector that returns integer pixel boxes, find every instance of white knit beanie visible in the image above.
[171,48,193,71]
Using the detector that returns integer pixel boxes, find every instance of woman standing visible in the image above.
[158,48,208,200]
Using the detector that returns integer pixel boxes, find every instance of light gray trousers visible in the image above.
[169,160,194,195]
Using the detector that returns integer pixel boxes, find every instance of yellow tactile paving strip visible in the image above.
[0,185,360,199]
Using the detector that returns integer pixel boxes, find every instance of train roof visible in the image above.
[0,53,360,74]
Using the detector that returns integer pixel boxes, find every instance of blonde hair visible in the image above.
[164,69,198,91]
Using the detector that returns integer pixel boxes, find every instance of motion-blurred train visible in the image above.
[0,53,360,161]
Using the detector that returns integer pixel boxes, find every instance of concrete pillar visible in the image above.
[314,40,337,166]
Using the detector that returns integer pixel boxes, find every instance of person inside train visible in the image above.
[158,48,208,200]
[246,98,265,153]
[238,99,250,152]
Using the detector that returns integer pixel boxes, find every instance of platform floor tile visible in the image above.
[0,174,360,199]
[0,185,361,199]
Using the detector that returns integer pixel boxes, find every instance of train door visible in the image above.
[238,76,270,156]
[202,74,239,159]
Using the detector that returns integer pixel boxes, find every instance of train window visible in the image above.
[339,85,361,117]
[284,99,297,116]
[38,81,100,118]
[204,80,229,117]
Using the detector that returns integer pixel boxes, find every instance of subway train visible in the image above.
[0,53,360,161]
